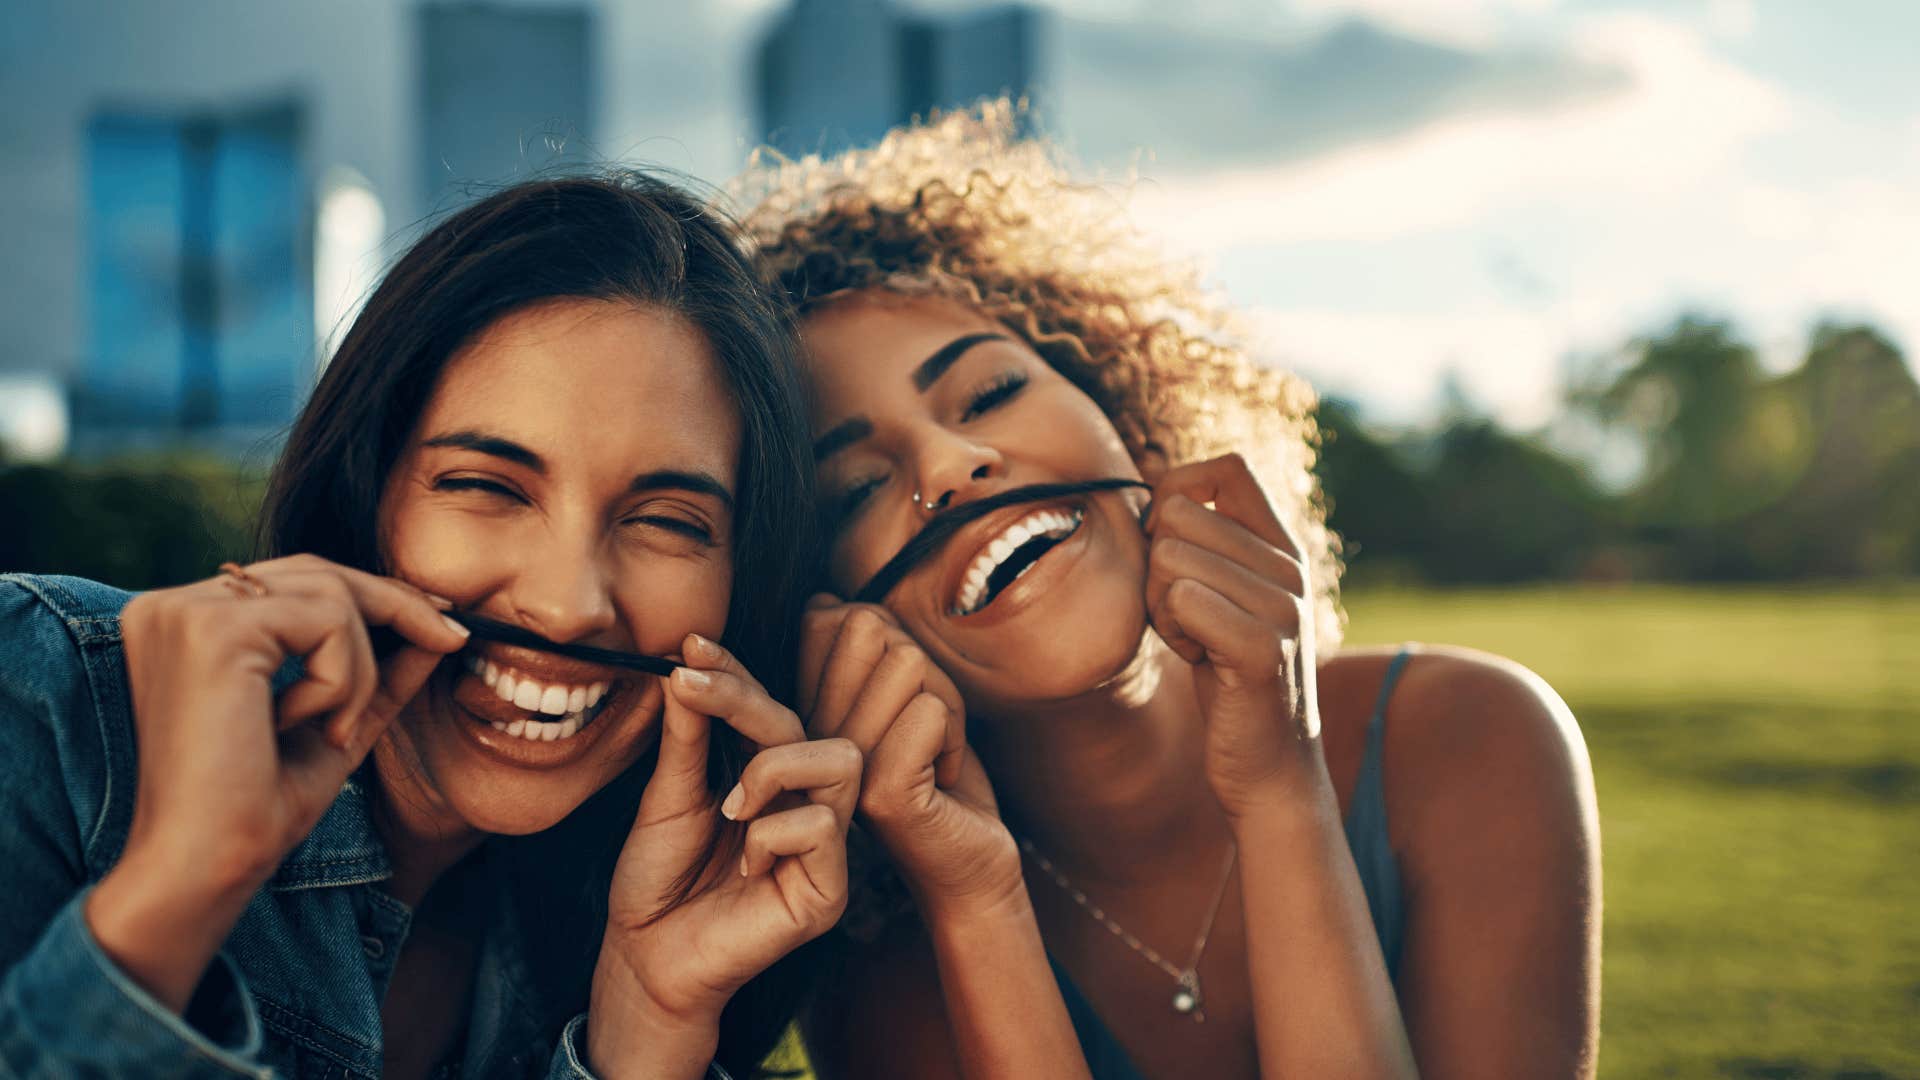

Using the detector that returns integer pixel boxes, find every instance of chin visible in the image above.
[954,585,1153,711]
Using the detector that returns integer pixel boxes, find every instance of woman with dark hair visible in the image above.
[0,173,857,1079]
[736,104,1601,1079]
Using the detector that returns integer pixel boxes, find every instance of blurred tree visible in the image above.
[1315,396,1609,585]
[0,455,263,590]
[1414,417,1609,583]
[1579,316,1805,578]
[1313,396,1432,582]
[1740,324,1920,577]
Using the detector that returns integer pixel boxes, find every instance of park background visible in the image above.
[0,1,1913,1076]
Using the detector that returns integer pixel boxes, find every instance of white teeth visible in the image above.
[513,681,542,711]
[467,656,613,735]
[950,507,1085,616]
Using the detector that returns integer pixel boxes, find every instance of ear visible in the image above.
[1134,441,1171,486]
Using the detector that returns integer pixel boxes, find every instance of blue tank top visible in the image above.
[1048,649,1412,1079]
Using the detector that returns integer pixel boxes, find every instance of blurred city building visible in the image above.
[757,0,1040,157]
[0,0,596,459]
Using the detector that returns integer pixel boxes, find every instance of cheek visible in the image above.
[614,557,733,653]
[382,498,506,600]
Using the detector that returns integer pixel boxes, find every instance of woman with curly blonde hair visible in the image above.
[730,101,1600,1080]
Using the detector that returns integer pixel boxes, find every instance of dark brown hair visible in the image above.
[258,171,817,1075]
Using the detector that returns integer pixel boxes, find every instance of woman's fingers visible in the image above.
[637,680,715,825]
[861,692,952,822]
[721,737,863,829]
[796,592,851,716]
[271,593,378,738]
[1152,493,1304,595]
[838,642,967,787]
[1147,534,1300,635]
[252,556,470,655]
[1158,577,1293,688]
[739,803,849,925]
[1144,453,1302,559]
[668,665,805,749]
[804,604,895,737]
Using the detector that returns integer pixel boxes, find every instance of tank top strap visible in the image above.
[1341,645,1413,978]
[1364,647,1414,770]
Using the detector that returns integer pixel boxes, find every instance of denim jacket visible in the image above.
[0,575,732,1080]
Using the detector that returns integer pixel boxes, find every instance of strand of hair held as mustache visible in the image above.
[446,611,679,676]
[851,478,1151,605]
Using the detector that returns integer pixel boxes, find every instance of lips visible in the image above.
[937,498,1090,618]
[950,507,1084,615]
[449,641,635,744]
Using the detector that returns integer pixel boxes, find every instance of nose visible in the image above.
[914,428,1003,513]
[505,538,619,644]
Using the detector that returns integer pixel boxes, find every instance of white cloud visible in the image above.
[1115,13,1920,428]
[1126,14,1796,247]
[1704,0,1756,40]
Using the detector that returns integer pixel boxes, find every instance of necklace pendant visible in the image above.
[1172,974,1202,1020]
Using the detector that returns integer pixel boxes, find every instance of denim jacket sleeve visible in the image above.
[545,1014,734,1080]
[0,575,271,1078]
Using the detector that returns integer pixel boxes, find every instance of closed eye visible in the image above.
[826,475,884,535]
[433,476,525,502]
[623,515,714,544]
[961,371,1028,422]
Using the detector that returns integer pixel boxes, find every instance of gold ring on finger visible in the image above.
[217,561,269,599]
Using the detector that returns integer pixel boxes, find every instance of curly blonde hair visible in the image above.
[731,100,1344,646]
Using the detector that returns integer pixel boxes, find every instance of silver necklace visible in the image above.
[1018,837,1238,1022]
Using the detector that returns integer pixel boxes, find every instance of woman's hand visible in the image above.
[87,555,471,1010]
[587,634,859,1080]
[797,595,1022,922]
[1142,454,1321,817]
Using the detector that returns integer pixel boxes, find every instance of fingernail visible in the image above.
[423,592,454,610]
[739,853,750,877]
[720,783,744,820]
[675,667,712,691]
[687,634,721,661]
[440,614,470,638]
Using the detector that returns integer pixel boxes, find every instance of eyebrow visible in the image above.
[423,430,544,471]
[812,416,873,462]
[913,332,1008,391]
[630,469,734,512]
[425,431,733,510]
[812,332,1011,462]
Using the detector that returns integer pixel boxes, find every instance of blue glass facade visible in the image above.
[81,104,307,441]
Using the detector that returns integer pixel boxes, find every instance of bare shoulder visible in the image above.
[803,921,963,1080]
[1374,645,1599,880]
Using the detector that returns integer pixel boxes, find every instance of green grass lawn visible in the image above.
[1343,584,1920,1080]
[769,584,1918,1079]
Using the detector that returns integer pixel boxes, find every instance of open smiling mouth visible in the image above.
[459,652,616,742]
[950,506,1085,617]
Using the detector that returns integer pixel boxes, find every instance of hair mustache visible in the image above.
[850,478,1150,605]
[446,611,679,675]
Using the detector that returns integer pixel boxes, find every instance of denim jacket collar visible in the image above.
[269,773,393,892]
